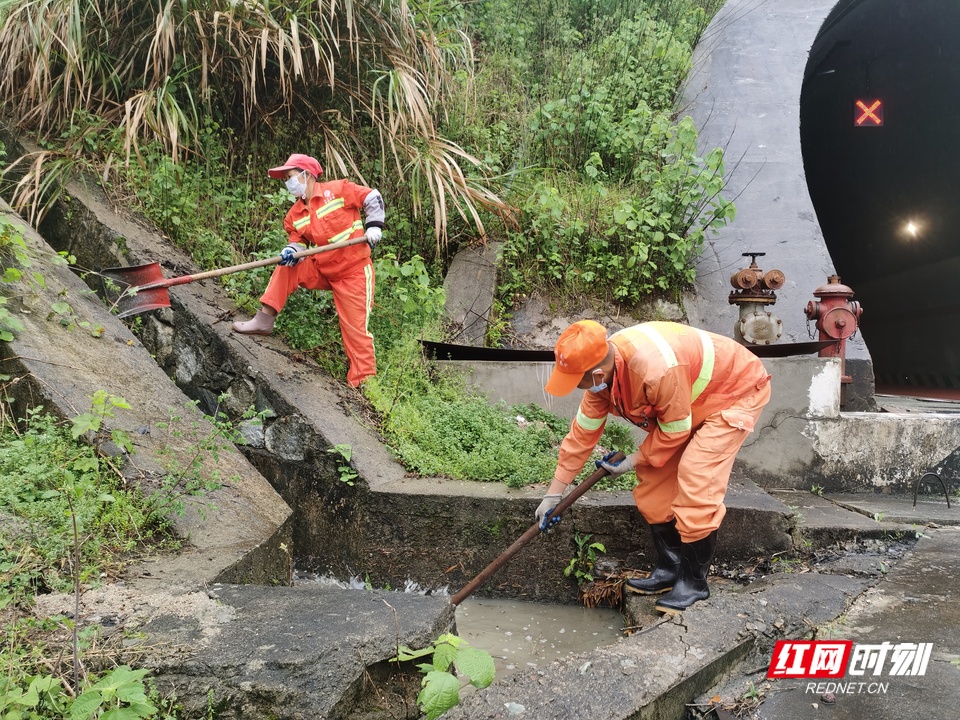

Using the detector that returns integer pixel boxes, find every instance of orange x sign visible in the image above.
[855,99,883,126]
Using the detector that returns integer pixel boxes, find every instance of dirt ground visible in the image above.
[34,582,235,646]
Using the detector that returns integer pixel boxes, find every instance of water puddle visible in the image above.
[295,573,626,682]
[454,596,624,679]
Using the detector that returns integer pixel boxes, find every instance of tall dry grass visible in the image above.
[0,0,507,240]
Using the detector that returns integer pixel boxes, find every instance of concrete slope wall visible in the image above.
[0,201,292,589]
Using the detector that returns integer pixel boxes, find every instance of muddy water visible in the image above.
[454,597,624,678]
[295,573,625,681]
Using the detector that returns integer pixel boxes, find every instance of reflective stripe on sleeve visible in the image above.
[292,216,310,230]
[658,415,692,433]
[575,409,605,432]
[691,328,714,402]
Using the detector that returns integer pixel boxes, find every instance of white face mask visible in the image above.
[285,170,307,199]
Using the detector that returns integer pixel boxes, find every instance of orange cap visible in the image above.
[544,320,609,396]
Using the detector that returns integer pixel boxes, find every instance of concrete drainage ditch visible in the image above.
[2,138,948,718]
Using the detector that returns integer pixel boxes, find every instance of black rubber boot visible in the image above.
[625,520,682,595]
[655,530,718,614]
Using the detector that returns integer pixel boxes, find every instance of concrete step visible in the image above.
[768,490,919,547]
[826,492,959,527]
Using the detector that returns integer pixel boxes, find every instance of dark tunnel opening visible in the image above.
[800,0,960,394]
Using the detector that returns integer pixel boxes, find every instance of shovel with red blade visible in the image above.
[102,236,369,318]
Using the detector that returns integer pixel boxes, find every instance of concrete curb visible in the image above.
[443,572,869,719]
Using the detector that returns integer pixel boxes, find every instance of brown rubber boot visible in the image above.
[625,519,682,595]
[232,308,276,336]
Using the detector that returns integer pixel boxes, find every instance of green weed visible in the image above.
[391,633,495,720]
[0,403,183,718]
[151,394,266,519]
[565,532,607,585]
[327,444,359,486]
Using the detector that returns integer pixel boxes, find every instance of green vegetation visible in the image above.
[365,345,636,486]
[0,383,269,718]
[0,1,729,484]
[565,532,608,585]
[327,444,360,486]
[392,633,496,720]
[0,406,180,718]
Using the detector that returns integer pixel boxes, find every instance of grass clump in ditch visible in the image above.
[365,337,638,489]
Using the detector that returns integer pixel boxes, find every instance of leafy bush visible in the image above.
[456,0,733,306]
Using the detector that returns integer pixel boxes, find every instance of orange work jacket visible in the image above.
[554,322,771,484]
[283,179,374,278]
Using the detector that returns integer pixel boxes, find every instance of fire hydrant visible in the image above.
[804,275,863,403]
[728,252,786,345]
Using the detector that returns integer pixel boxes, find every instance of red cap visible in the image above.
[268,153,323,179]
[544,320,609,396]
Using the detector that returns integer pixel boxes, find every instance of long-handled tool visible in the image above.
[101,236,369,318]
[449,451,625,606]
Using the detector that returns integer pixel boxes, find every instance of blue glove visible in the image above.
[536,493,562,531]
[597,452,638,478]
[279,242,306,266]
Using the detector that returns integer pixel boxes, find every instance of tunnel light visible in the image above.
[902,220,923,241]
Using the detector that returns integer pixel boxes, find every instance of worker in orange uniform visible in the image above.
[232,153,385,387]
[535,320,771,613]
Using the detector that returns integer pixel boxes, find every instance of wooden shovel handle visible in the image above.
[449,451,625,606]
[145,236,369,290]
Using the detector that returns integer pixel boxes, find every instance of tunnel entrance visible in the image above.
[800,0,960,394]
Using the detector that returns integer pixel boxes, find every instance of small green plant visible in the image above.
[0,214,80,345]
[70,390,134,456]
[810,484,824,496]
[564,532,606,585]
[152,394,264,518]
[391,633,495,720]
[873,511,886,522]
[327,444,359,486]
[63,666,160,719]
[770,554,802,573]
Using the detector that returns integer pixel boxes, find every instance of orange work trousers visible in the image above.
[261,258,376,387]
[631,382,771,542]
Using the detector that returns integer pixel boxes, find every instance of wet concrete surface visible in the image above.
[748,527,960,720]
[443,570,870,720]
